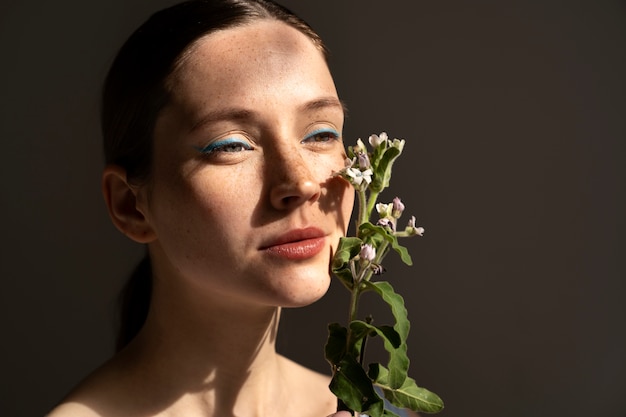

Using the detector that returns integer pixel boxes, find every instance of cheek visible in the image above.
[146,168,234,240]
[339,180,355,232]
[313,151,355,232]
[322,175,355,234]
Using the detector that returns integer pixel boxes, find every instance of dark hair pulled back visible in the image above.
[104,0,327,351]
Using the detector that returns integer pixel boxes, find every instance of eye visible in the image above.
[302,128,340,144]
[196,137,254,155]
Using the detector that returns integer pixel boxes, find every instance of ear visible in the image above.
[102,165,157,243]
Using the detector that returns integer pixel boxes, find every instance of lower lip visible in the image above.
[263,237,326,260]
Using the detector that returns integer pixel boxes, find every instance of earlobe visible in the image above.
[102,165,157,243]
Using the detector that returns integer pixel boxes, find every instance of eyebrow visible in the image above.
[189,96,347,133]
[301,96,347,114]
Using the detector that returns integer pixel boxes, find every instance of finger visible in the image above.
[327,411,354,417]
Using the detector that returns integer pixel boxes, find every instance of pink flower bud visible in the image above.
[392,197,405,218]
[359,244,376,262]
[358,152,371,169]
[377,217,396,232]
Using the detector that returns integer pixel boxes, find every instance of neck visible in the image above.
[121,271,287,417]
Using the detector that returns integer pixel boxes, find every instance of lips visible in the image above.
[260,227,327,260]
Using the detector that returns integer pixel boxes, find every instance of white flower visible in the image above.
[359,244,376,262]
[405,216,425,236]
[391,138,405,152]
[346,167,372,186]
[376,202,393,218]
[355,138,367,153]
[369,132,388,148]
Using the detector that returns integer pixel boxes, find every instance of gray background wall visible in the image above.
[1,1,624,416]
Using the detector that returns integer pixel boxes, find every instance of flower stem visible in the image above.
[365,190,380,222]
[357,189,369,227]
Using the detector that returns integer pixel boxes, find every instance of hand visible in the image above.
[327,412,353,417]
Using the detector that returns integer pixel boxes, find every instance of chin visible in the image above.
[271,271,331,308]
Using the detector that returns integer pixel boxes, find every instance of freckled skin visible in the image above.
[47,20,355,417]
[138,20,355,308]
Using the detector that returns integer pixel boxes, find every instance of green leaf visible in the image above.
[370,365,444,414]
[350,321,401,349]
[384,378,444,414]
[370,146,401,192]
[334,268,355,291]
[329,354,384,417]
[359,222,392,242]
[368,362,383,381]
[363,281,411,389]
[332,237,363,290]
[346,145,357,160]
[325,323,348,366]
[358,223,413,266]
[364,281,409,340]
[370,140,387,167]
[390,238,413,266]
[332,237,362,270]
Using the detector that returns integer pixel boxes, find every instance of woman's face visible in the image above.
[137,20,354,308]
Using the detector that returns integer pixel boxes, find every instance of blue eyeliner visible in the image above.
[196,137,251,154]
[303,128,340,142]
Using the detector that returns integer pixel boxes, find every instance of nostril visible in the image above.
[270,178,321,210]
[281,195,302,207]
[266,148,322,210]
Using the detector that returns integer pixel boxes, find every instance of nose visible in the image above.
[268,147,321,210]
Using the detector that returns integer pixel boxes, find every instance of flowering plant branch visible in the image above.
[326,133,444,416]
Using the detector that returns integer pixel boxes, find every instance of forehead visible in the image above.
[167,20,335,112]
[188,19,322,65]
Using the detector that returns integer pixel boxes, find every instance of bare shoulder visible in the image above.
[45,371,115,417]
[45,354,135,417]
[46,402,102,417]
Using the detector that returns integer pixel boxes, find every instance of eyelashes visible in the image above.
[302,128,341,144]
[195,127,341,157]
[196,137,254,155]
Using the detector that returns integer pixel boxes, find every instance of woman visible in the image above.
[48,0,354,416]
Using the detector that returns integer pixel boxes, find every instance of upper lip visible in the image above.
[259,227,327,249]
